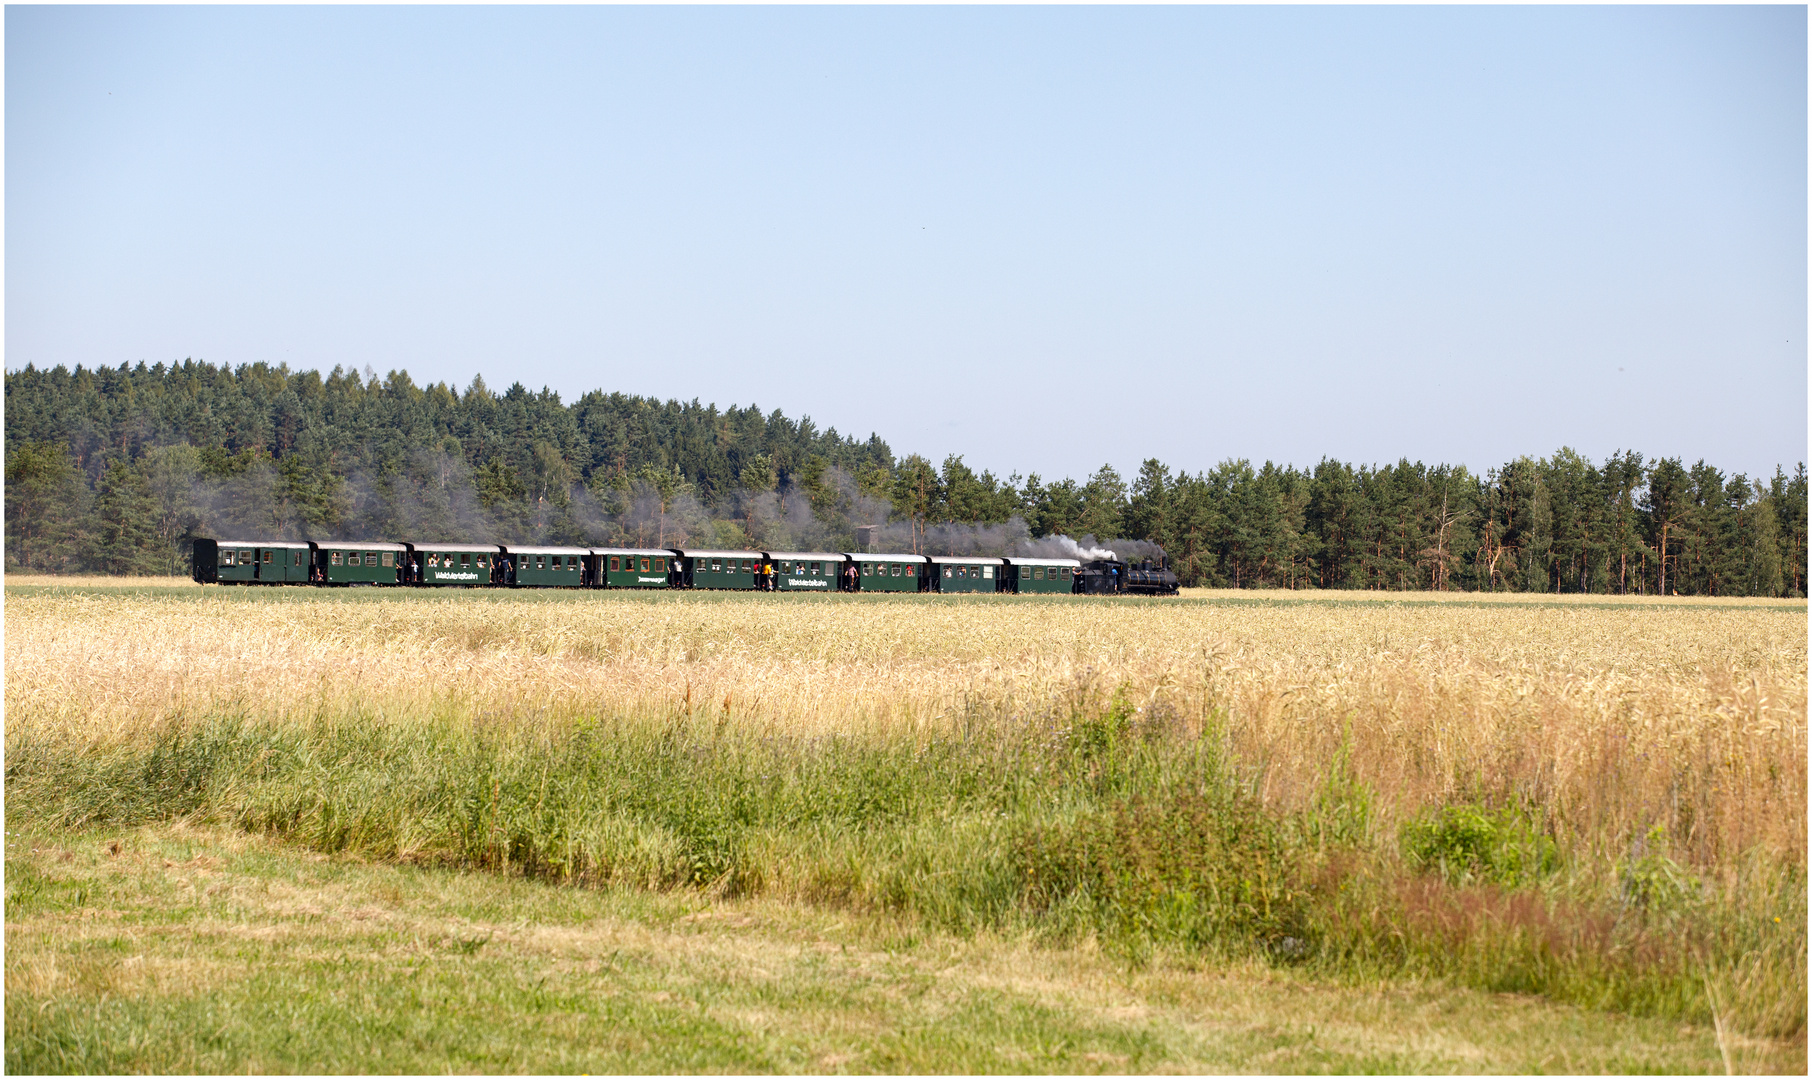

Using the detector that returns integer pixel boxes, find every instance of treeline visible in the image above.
[5,360,1806,595]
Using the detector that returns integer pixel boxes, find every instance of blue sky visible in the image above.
[7,6,1806,483]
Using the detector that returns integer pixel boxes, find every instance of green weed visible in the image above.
[6,700,1804,1040]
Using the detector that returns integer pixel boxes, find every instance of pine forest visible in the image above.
[5,359,1805,596]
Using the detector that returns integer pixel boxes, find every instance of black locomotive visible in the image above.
[1074,558,1182,596]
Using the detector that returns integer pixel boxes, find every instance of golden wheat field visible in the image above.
[8,584,1805,875]
[8,582,1809,1069]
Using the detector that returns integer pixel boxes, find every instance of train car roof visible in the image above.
[844,552,928,563]
[927,555,1006,565]
[316,540,408,552]
[407,542,503,552]
[1004,557,1082,568]
[672,548,763,558]
[501,545,591,556]
[590,547,678,557]
[763,551,849,562]
[212,539,310,548]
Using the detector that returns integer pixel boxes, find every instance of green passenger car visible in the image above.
[504,546,589,588]
[406,543,501,586]
[929,556,1005,593]
[194,539,312,584]
[1005,558,1080,594]
[846,553,926,592]
[765,551,847,592]
[315,542,406,585]
[593,548,675,589]
[677,549,763,590]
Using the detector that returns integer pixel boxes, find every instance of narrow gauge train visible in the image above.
[191,538,1180,596]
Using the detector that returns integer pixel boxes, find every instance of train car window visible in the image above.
[477,555,487,568]
[891,564,900,576]
[654,557,666,572]
[1062,568,1072,579]
[295,551,304,566]
[810,562,820,574]
[1033,567,1044,580]
[363,553,374,566]
[637,557,648,572]
[382,552,393,568]
[329,552,341,566]
[943,566,951,578]
[222,550,235,565]
[983,566,993,578]
[610,557,621,571]
[262,551,272,563]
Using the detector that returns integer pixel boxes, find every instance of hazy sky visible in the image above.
[8,6,1806,482]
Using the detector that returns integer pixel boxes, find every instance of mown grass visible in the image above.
[6,585,1805,1070]
[9,821,1795,1074]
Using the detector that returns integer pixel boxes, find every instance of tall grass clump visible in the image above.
[6,588,1805,1038]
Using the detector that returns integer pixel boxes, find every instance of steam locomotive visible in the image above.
[192,538,1181,596]
[1075,558,1183,596]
